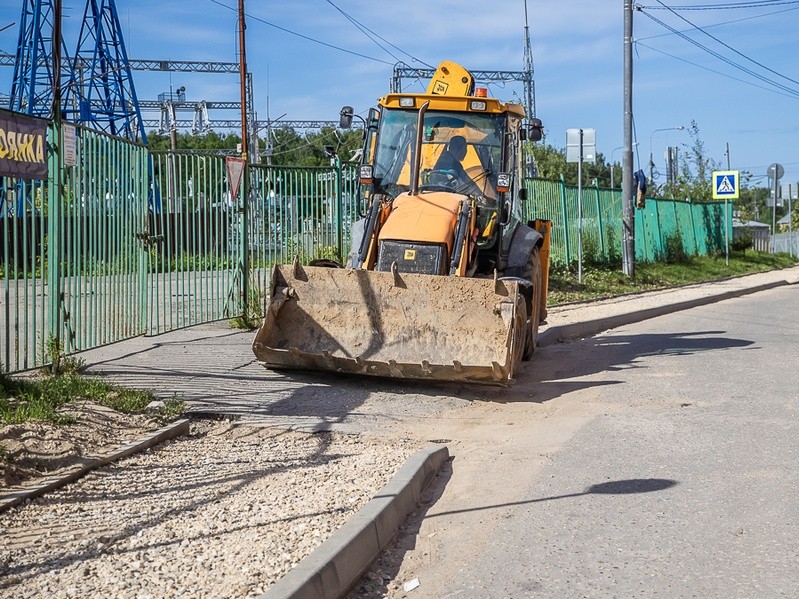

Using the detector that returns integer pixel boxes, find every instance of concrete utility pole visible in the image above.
[237,0,250,320]
[622,0,635,278]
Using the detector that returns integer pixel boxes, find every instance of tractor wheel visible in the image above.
[522,246,542,360]
[509,294,528,379]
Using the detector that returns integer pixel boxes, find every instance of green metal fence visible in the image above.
[525,178,732,265]
[148,151,240,334]
[0,119,735,375]
[247,161,360,301]
[1,124,152,372]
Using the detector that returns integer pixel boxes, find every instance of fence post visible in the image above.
[241,163,250,321]
[335,156,343,262]
[688,200,698,256]
[559,175,571,263]
[595,181,605,258]
[47,123,64,363]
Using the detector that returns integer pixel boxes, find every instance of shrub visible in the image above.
[664,231,690,264]
[731,233,753,254]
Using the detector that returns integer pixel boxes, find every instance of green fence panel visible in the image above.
[526,178,568,263]
[1,176,49,371]
[525,177,733,266]
[148,151,240,334]
[635,198,657,262]
[59,126,150,350]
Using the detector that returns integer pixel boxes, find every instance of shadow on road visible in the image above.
[502,329,757,404]
[81,325,757,428]
[424,477,679,519]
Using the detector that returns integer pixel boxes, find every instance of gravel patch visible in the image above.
[0,420,421,598]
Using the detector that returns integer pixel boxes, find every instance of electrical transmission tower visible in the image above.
[8,0,70,116]
[522,0,537,120]
[63,0,146,142]
[9,0,146,142]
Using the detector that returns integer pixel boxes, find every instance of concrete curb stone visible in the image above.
[539,279,790,348]
[261,444,450,599]
[0,418,190,513]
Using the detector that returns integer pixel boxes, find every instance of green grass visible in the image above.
[547,251,798,306]
[0,370,185,426]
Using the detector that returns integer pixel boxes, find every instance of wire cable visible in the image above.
[322,0,433,68]
[641,0,799,9]
[651,0,799,88]
[638,9,799,98]
[635,40,799,99]
[208,0,393,65]
[636,4,799,41]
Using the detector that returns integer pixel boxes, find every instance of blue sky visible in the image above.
[1,0,797,193]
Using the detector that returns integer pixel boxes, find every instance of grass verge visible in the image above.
[548,251,798,306]
[0,370,185,427]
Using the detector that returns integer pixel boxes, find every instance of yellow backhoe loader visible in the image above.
[253,61,551,385]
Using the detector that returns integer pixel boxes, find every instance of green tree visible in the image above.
[529,143,613,187]
[146,130,241,152]
[662,120,719,202]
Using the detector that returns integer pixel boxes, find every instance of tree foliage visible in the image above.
[146,127,364,167]
[529,143,613,187]
[660,120,719,202]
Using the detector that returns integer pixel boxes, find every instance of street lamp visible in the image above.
[649,126,684,185]
[611,142,638,189]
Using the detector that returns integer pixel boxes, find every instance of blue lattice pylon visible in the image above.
[63,0,147,143]
[8,0,72,117]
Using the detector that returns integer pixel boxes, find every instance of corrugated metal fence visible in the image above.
[0,121,737,374]
[524,178,732,265]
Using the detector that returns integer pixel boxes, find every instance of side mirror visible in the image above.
[518,187,528,202]
[527,118,544,142]
[339,106,354,129]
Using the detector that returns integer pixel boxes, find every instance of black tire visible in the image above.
[509,295,528,379]
[522,246,542,360]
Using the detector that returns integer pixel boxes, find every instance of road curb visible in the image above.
[261,444,450,599]
[538,279,790,348]
[0,418,190,513]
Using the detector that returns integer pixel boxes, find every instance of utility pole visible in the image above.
[49,0,64,353]
[237,0,250,320]
[622,0,635,278]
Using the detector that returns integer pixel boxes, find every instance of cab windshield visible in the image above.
[373,107,505,201]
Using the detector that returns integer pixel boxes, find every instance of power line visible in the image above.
[323,0,432,68]
[207,0,393,65]
[641,0,799,9]
[652,0,799,88]
[635,40,799,100]
[635,5,799,41]
[637,7,799,98]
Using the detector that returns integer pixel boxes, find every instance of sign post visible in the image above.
[711,171,741,266]
[566,128,596,283]
[712,170,739,266]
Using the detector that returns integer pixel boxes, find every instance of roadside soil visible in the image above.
[0,401,163,492]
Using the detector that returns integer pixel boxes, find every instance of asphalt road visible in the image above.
[73,269,799,598]
[379,284,799,598]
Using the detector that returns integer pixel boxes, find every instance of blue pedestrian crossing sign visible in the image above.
[712,170,739,199]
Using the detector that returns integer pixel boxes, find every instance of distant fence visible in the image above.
[771,231,799,256]
[524,178,732,265]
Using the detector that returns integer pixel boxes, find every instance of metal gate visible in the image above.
[1,122,360,374]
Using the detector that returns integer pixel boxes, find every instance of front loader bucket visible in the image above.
[252,264,526,385]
